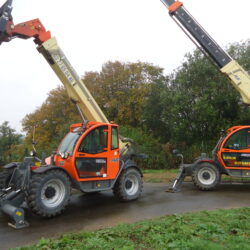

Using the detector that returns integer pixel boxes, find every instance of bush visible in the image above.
[120,126,173,169]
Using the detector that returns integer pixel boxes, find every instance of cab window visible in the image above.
[111,126,119,150]
[224,129,250,150]
[78,126,108,154]
[58,129,81,156]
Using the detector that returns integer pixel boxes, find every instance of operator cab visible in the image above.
[218,126,250,174]
[54,122,120,181]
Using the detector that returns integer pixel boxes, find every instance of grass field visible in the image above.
[142,169,179,183]
[15,207,250,250]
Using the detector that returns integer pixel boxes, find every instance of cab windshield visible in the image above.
[58,130,81,155]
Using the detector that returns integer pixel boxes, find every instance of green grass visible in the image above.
[143,169,181,183]
[15,207,250,250]
[142,169,178,174]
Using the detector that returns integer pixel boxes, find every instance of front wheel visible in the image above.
[27,170,71,218]
[192,163,221,191]
[113,168,142,201]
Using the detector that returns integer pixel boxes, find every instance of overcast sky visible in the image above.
[0,0,249,133]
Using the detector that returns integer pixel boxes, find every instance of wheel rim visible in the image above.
[41,179,66,208]
[124,174,139,196]
[197,168,216,185]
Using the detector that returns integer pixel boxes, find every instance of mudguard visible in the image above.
[3,162,20,169]
[190,158,224,174]
[32,165,70,175]
[123,159,143,176]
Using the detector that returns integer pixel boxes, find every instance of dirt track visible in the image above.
[1,182,250,249]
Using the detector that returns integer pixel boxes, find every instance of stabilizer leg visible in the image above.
[166,166,186,192]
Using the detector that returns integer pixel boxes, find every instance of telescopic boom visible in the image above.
[161,0,250,104]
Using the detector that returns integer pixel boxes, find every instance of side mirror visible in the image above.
[60,152,69,159]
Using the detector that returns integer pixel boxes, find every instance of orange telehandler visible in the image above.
[0,0,143,229]
[160,0,250,192]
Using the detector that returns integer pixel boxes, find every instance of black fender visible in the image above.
[193,158,224,173]
[3,162,20,169]
[123,159,143,177]
[32,165,71,177]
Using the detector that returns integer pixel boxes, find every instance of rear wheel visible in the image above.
[192,163,220,191]
[113,168,142,201]
[0,168,14,189]
[27,170,71,218]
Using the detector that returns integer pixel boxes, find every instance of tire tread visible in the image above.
[27,170,71,218]
[192,163,221,191]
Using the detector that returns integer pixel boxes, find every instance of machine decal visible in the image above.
[241,154,250,157]
[111,158,119,162]
[222,152,250,168]
[58,161,65,166]
[96,159,106,164]
[51,53,76,85]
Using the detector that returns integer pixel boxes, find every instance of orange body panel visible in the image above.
[53,122,120,182]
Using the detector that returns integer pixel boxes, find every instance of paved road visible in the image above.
[1,182,250,249]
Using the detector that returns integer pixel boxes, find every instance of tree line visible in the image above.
[1,40,250,168]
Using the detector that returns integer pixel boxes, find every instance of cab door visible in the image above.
[219,128,250,169]
[74,124,120,180]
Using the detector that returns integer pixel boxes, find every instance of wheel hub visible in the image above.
[124,174,139,196]
[125,180,133,189]
[197,167,216,185]
[41,178,66,208]
[202,172,210,180]
[44,186,56,199]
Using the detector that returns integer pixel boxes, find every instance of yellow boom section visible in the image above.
[221,60,250,104]
[38,37,109,123]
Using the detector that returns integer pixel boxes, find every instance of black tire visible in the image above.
[0,168,14,189]
[113,168,142,201]
[192,163,221,191]
[27,170,71,218]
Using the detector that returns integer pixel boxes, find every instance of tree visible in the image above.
[138,40,250,163]
[142,79,171,143]
[0,121,22,165]
[83,61,165,127]
[22,86,80,156]
[157,40,250,160]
